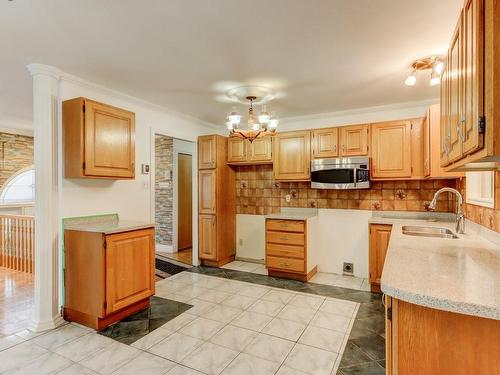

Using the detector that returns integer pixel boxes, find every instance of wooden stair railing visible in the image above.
[0,215,35,273]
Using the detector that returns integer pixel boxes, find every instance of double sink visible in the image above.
[402,225,458,239]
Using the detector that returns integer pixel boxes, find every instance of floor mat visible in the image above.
[155,257,189,279]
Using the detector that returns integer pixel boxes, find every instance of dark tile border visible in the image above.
[187,266,386,374]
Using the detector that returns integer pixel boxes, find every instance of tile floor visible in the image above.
[0,268,34,336]
[0,267,385,374]
[221,260,370,291]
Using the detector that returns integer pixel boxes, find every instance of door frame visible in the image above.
[149,128,199,266]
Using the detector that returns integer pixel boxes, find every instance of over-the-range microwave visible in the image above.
[311,157,370,189]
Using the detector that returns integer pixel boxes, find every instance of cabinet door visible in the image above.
[249,136,273,162]
[199,169,216,214]
[340,125,369,156]
[448,18,464,162]
[423,110,431,177]
[105,229,155,314]
[462,0,484,155]
[84,100,135,178]
[199,215,217,260]
[371,121,412,179]
[312,128,339,158]
[273,131,311,181]
[227,137,247,163]
[440,59,451,166]
[198,135,217,169]
[369,224,392,289]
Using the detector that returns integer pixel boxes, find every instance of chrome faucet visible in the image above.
[429,187,465,234]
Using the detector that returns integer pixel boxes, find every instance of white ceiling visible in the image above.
[0,0,462,131]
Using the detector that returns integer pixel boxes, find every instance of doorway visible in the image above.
[153,134,194,267]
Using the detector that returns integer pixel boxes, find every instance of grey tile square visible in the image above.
[181,342,238,375]
[79,341,141,375]
[179,317,225,340]
[248,299,285,317]
[221,352,279,375]
[148,332,203,362]
[112,351,175,375]
[284,343,337,375]
[243,333,294,364]
[210,325,257,352]
[277,305,316,325]
[262,317,306,342]
[298,325,345,353]
[230,311,273,332]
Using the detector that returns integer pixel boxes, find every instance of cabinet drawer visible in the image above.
[267,256,305,273]
[266,243,305,259]
[266,219,304,233]
[266,231,305,246]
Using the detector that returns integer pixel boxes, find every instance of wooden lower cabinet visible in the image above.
[199,214,217,260]
[265,218,317,281]
[369,224,392,292]
[385,296,500,375]
[64,227,155,330]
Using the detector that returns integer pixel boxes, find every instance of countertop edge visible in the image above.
[381,283,499,321]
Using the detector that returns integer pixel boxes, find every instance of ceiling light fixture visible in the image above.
[225,95,278,142]
[404,56,444,87]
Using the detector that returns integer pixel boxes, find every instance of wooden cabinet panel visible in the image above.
[371,121,412,179]
[266,231,305,246]
[266,256,305,273]
[448,19,464,163]
[440,58,451,167]
[340,124,369,156]
[63,97,135,179]
[369,224,392,291]
[273,131,311,181]
[462,0,484,155]
[105,229,155,314]
[198,135,217,169]
[312,128,339,158]
[249,136,273,162]
[266,220,305,233]
[266,243,305,259]
[227,137,247,163]
[199,215,216,260]
[199,169,216,214]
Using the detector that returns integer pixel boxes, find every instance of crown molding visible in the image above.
[25,63,220,131]
[281,98,438,123]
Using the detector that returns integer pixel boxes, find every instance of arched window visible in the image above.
[0,167,35,204]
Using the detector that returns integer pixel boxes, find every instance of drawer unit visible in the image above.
[265,218,317,281]
[266,256,305,273]
[266,219,305,233]
[266,243,305,259]
[266,231,305,246]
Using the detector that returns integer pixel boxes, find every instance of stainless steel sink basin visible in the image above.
[402,226,458,239]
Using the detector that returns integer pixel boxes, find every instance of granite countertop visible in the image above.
[265,208,319,220]
[375,216,500,320]
[63,214,154,235]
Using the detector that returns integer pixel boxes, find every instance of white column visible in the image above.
[27,64,65,332]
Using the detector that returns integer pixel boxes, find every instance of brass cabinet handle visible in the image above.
[457,123,465,142]
[280,237,289,241]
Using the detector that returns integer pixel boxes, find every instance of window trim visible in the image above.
[465,171,495,209]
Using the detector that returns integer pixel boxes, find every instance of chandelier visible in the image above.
[404,55,444,87]
[225,95,278,142]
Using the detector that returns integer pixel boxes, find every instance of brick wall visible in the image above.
[235,164,456,215]
[155,135,173,245]
[0,132,34,189]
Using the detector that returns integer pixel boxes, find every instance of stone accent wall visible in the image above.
[155,135,173,245]
[0,132,34,189]
[235,164,457,215]
[457,171,500,232]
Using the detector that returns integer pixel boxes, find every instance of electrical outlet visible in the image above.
[343,262,354,275]
[285,194,291,202]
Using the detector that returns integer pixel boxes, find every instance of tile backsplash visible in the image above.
[235,165,457,215]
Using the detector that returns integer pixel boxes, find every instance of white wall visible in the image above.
[236,209,372,278]
[280,99,436,131]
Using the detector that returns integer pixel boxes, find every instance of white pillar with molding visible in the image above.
[27,64,65,332]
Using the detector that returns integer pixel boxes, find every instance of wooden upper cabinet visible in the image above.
[63,97,135,179]
[199,215,217,260]
[371,121,412,179]
[227,136,272,164]
[273,131,311,181]
[440,58,451,167]
[462,0,484,155]
[311,128,339,158]
[227,137,247,163]
[198,135,217,169]
[448,18,464,163]
[249,136,273,162]
[105,229,155,314]
[369,224,392,292]
[340,124,369,156]
[198,169,216,214]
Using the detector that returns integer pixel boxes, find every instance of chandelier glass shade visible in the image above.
[225,96,278,142]
[404,56,444,87]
